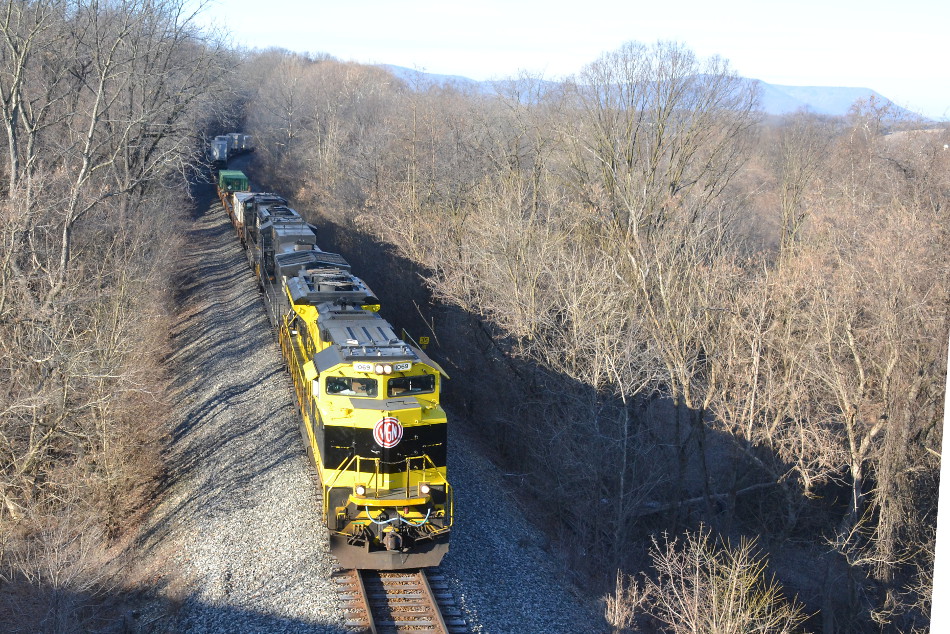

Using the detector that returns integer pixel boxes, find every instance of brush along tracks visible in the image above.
[334,568,468,633]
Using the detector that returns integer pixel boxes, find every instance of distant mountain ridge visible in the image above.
[754,82,910,117]
[380,64,914,118]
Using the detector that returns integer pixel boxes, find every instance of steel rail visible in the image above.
[335,568,467,633]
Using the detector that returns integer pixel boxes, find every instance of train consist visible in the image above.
[209,132,255,170]
[214,151,453,570]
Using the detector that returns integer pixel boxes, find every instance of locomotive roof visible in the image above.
[312,313,418,368]
[284,258,450,378]
[276,250,352,286]
[272,222,317,244]
[286,268,378,307]
[257,203,301,222]
[234,192,287,205]
[321,310,405,349]
[275,249,350,270]
[312,314,447,376]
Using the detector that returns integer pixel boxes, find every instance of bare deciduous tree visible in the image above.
[606,527,808,633]
[237,40,947,631]
[0,0,229,626]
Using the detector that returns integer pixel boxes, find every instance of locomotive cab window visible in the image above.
[387,374,436,397]
[325,376,377,397]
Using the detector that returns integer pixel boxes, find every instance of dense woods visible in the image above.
[238,46,948,632]
[0,0,228,627]
[0,2,945,630]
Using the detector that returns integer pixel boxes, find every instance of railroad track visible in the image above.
[334,568,468,633]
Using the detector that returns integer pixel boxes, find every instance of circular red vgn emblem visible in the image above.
[373,417,404,448]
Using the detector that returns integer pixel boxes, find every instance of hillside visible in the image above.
[381,63,916,118]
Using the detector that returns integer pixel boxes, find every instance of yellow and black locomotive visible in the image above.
[215,163,453,569]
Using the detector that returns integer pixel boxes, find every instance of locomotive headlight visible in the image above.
[374,364,384,374]
[419,483,431,495]
[374,363,393,375]
[355,484,366,496]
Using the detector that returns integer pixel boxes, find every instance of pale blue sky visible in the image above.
[195,0,950,120]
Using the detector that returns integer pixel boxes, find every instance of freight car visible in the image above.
[209,136,228,169]
[215,162,453,570]
[207,132,255,170]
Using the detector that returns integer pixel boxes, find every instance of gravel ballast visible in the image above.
[133,184,608,633]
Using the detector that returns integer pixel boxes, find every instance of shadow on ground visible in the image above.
[0,582,350,634]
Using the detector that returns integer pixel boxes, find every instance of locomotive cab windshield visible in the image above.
[326,376,378,397]
[387,373,436,397]
[324,371,438,399]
